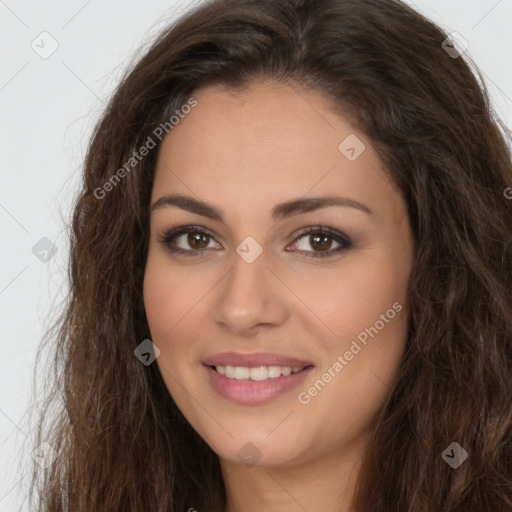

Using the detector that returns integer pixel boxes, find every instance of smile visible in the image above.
[204,364,314,405]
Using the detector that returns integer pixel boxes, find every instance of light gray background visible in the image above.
[1,0,511,509]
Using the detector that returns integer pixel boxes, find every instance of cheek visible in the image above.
[143,256,208,390]
[295,262,408,446]
[143,255,200,340]
[143,263,173,340]
[301,255,407,344]
[301,253,409,413]
[143,262,210,429]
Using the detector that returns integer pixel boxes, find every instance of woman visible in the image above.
[29,0,512,510]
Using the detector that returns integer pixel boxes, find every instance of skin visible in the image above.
[143,81,415,512]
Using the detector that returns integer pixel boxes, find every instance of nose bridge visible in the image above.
[213,241,287,332]
[222,243,269,309]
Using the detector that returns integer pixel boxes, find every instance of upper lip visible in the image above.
[203,351,314,368]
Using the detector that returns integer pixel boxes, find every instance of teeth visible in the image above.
[214,365,305,380]
[234,366,250,379]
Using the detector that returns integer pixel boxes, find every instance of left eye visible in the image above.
[158,225,352,259]
[292,231,341,253]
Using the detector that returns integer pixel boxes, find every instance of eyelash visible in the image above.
[157,224,352,260]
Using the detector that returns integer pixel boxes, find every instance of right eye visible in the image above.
[158,226,221,257]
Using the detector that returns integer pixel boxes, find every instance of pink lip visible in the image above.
[203,351,313,368]
[203,365,314,406]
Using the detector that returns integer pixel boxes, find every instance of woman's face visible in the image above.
[143,82,414,469]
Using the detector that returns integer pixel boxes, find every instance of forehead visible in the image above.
[151,82,403,223]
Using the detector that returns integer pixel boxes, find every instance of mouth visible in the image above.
[203,359,314,405]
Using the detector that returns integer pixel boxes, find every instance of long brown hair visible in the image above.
[28,0,512,510]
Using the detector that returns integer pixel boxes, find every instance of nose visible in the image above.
[213,250,289,336]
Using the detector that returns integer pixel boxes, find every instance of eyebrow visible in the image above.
[150,193,372,222]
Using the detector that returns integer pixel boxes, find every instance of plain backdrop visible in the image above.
[1,0,511,509]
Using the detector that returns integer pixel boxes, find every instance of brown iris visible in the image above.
[308,233,332,252]
[188,232,210,249]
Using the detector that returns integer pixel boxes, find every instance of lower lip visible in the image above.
[204,365,314,405]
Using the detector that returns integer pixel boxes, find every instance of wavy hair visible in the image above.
[29,0,512,510]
